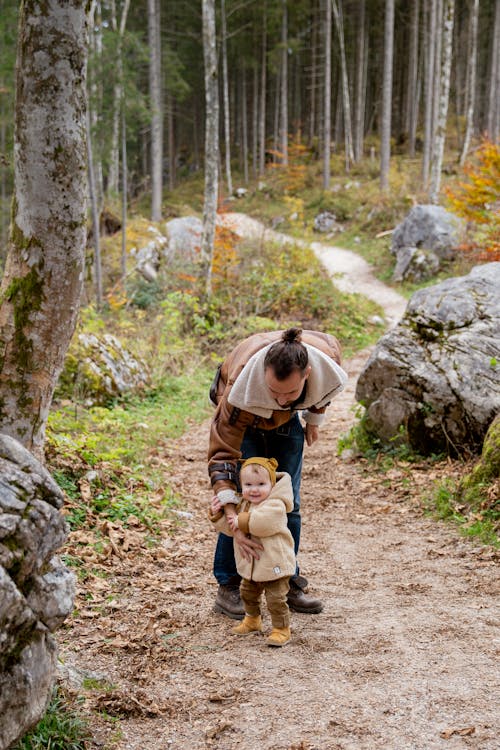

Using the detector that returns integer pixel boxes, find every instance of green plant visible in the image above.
[11,688,91,750]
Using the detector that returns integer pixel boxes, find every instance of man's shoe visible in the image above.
[287,580,323,614]
[213,584,245,620]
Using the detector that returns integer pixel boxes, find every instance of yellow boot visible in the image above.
[267,627,291,647]
[232,615,262,635]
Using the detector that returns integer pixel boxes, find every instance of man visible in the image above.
[208,327,347,619]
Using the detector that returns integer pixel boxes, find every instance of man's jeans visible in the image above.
[213,413,304,585]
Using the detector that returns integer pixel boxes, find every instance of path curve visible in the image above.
[219,212,407,326]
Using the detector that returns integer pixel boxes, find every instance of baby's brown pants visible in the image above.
[240,576,291,628]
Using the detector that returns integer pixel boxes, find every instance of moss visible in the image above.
[3,266,44,371]
[459,415,500,508]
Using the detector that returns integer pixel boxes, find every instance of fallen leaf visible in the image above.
[440,726,475,739]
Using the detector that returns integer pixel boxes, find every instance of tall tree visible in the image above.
[280,0,289,165]
[332,0,354,169]
[107,0,131,197]
[406,0,420,157]
[487,0,500,142]
[422,0,438,187]
[148,0,162,221]
[429,0,455,202]
[0,0,88,457]
[220,0,233,195]
[201,0,218,295]
[459,0,479,166]
[258,1,267,176]
[380,0,395,191]
[353,0,367,162]
[323,0,332,188]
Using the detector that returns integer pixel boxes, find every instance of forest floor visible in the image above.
[59,218,499,750]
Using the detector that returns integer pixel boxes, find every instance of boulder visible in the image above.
[313,211,340,234]
[129,226,167,282]
[57,332,151,406]
[355,262,500,457]
[0,435,74,750]
[391,204,465,281]
[164,216,202,262]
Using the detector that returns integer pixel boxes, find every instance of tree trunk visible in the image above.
[429,0,455,202]
[331,0,354,169]
[86,106,102,309]
[406,0,419,156]
[422,0,437,187]
[380,0,395,191]
[323,0,332,189]
[353,0,366,162]
[280,0,288,165]
[487,0,500,141]
[220,0,233,196]
[148,0,162,222]
[107,0,130,198]
[121,107,127,283]
[0,0,88,458]
[201,0,218,295]
[241,67,249,185]
[459,0,479,166]
[258,2,267,176]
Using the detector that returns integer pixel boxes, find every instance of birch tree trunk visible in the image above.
[487,0,500,142]
[380,0,395,191]
[148,0,162,222]
[429,0,455,202]
[323,0,332,188]
[107,0,130,198]
[86,106,102,309]
[406,0,420,156]
[241,68,249,184]
[88,0,104,208]
[280,0,288,165]
[331,0,354,169]
[220,0,233,195]
[258,2,267,176]
[201,0,218,295]
[459,0,479,166]
[353,0,366,162]
[422,0,437,187]
[0,0,88,457]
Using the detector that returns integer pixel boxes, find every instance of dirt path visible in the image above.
[59,220,499,750]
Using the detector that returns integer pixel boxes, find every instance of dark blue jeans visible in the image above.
[213,413,304,585]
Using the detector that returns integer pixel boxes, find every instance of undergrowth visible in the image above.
[11,688,91,750]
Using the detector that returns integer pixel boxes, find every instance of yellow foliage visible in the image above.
[210,223,240,290]
[445,140,500,259]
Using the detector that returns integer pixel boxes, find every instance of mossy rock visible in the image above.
[56,332,151,406]
[458,414,500,511]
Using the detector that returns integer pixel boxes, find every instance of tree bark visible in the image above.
[422,0,437,187]
[380,0,395,191]
[220,0,233,196]
[258,1,267,176]
[201,0,218,295]
[353,0,366,162]
[107,0,130,197]
[487,0,500,141]
[0,0,89,457]
[429,0,455,202]
[280,0,288,165]
[323,0,332,188]
[148,0,162,222]
[331,0,354,169]
[406,0,420,156]
[459,0,479,166]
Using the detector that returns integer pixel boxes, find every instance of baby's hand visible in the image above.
[227,513,239,531]
[210,496,222,514]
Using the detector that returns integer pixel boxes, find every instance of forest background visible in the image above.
[0,1,499,744]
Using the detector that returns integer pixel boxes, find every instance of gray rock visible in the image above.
[391,205,465,281]
[393,246,441,283]
[130,226,167,281]
[356,262,500,456]
[0,437,73,749]
[164,216,203,262]
[313,211,339,233]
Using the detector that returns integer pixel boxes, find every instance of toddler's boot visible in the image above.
[267,626,291,647]
[232,615,262,635]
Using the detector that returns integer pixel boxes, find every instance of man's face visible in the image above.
[264,366,311,407]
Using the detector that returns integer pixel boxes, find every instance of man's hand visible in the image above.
[305,422,319,446]
[233,528,263,561]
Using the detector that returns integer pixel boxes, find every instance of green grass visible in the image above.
[11,689,91,750]
[426,480,499,548]
[47,372,213,533]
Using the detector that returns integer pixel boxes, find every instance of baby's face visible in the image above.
[240,466,272,504]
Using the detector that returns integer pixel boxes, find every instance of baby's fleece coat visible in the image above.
[209,472,296,582]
